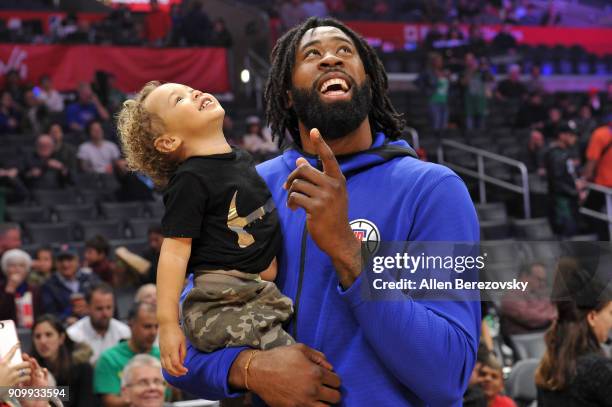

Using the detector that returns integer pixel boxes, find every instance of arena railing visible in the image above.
[579,182,612,240]
[437,139,531,218]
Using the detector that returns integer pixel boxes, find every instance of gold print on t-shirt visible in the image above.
[226,190,269,248]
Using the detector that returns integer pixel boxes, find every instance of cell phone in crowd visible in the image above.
[0,320,23,366]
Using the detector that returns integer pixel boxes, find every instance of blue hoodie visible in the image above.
[164,133,481,406]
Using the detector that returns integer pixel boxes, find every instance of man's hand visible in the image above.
[284,128,361,287]
[160,323,188,377]
[230,344,341,407]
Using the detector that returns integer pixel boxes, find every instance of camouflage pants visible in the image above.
[181,270,295,352]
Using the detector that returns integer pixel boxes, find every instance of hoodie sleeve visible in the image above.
[338,174,481,405]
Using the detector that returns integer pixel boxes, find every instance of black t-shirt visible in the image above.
[162,148,281,273]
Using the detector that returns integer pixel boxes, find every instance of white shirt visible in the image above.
[77,140,121,173]
[67,316,131,364]
[38,89,64,113]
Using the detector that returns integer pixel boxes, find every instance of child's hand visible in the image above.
[160,323,189,377]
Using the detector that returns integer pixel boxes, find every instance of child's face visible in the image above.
[144,83,224,146]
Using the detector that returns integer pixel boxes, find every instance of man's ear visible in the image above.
[286,90,293,108]
[153,134,181,154]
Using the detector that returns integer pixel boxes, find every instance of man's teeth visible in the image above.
[320,78,349,93]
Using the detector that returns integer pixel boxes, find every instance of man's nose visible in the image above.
[319,52,343,69]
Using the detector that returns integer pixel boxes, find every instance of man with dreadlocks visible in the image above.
[164,17,480,406]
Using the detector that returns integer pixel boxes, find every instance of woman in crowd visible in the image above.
[0,249,41,328]
[28,247,55,287]
[241,115,278,162]
[31,314,94,407]
[536,256,612,406]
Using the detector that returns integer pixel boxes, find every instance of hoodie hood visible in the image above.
[281,132,418,177]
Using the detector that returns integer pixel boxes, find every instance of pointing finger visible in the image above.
[310,128,343,179]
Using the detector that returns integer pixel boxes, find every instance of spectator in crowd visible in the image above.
[106,74,127,115]
[140,225,162,284]
[37,75,64,114]
[144,0,171,46]
[65,82,110,132]
[302,0,329,17]
[120,354,167,407]
[0,90,22,135]
[491,23,517,54]
[476,4,502,25]
[135,284,157,306]
[418,52,450,130]
[582,115,612,240]
[500,262,557,336]
[536,256,612,406]
[168,3,186,46]
[495,64,526,101]
[48,122,78,174]
[586,88,602,118]
[576,105,598,153]
[602,80,612,114]
[181,0,211,46]
[2,69,25,107]
[545,121,582,237]
[0,223,22,259]
[21,88,49,136]
[525,129,547,175]
[77,119,121,173]
[28,246,55,287]
[0,165,28,204]
[463,342,490,407]
[457,0,483,23]
[516,92,548,129]
[584,116,612,188]
[67,282,131,364]
[23,134,71,190]
[40,244,99,324]
[280,0,308,31]
[423,22,445,50]
[241,116,279,161]
[479,353,517,407]
[541,107,564,140]
[208,18,233,48]
[31,314,95,407]
[467,24,487,57]
[462,53,493,130]
[84,235,114,284]
[0,249,41,328]
[526,65,545,94]
[94,302,160,407]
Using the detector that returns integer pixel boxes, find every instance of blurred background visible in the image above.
[0,1,611,406]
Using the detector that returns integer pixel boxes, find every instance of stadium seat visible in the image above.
[79,220,125,240]
[33,189,79,206]
[509,332,546,360]
[475,203,508,222]
[109,238,149,257]
[512,218,555,240]
[26,222,74,244]
[506,358,539,407]
[100,201,146,220]
[53,204,98,223]
[146,201,165,219]
[5,206,49,223]
[480,240,523,266]
[480,220,510,240]
[127,218,160,238]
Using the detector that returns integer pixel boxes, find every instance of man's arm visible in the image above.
[335,175,480,405]
[164,278,341,405]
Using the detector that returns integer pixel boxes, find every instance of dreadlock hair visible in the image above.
[264,17,405,148]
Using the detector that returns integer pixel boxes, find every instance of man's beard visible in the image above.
[91,317,110,331]
[290,77,372,142]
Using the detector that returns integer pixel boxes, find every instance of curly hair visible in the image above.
[264,17,405,147]
[116,81,178,188]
